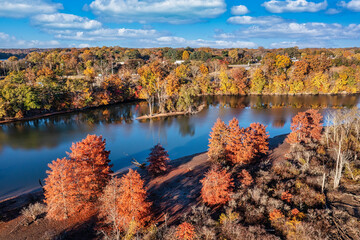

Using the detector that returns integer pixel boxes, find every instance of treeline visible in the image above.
[1,46,360,120]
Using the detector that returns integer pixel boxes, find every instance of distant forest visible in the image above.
[0,46,360,121]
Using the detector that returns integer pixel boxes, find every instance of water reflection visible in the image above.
[0,94,359,200]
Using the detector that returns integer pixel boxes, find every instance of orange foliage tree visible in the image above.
[175,222,196,240]
[239,169,253,187]
[114,169,151,230]
[226,118,249,164]
[226,119,269,164]
[200,167,234,205]
[247,123,269,155]
[68,134,112,203]
[286,109,323,144]
[44,157,78,220]
[147,143,170,176]
[208,118,228,162]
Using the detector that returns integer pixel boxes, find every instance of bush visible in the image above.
[21,202,46,224]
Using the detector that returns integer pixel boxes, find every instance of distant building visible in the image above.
[174,60,185,65]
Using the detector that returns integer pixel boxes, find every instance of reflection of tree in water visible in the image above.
[177,116,195,137]
[272,118,286,128]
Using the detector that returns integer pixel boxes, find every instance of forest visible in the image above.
[1,108,360,239]
[1,46,360,121]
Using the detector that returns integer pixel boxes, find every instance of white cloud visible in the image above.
[32,13,102,30]
[227,16,284,25]
[145,36,257,48]
[231,5,249,15]
[52,28,160,41]
[0,32,60,48]
[216,21,360,40]
[0,0,62,18]
[339,0,360,11]
[262,0,327,13]
[270,41,324,48]
[89,0,226,23]
[326,8,342,14]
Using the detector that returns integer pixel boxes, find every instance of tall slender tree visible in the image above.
[208,118,228,162]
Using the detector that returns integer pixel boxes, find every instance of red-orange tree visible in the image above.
[239,169,253,187]
[116,169,151,230]
[247,123,269,155]
[68,134,112,203]
[44,157,78,220]
[147,143,170,176]
[175,222,196,240]
[200,167,233,205]
[208,118,228,162]
[226,118,248,164]
[286,109,323,144]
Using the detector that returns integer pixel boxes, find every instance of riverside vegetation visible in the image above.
[1,47,360,121]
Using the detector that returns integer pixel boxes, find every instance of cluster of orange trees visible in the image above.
[44,134,172,236]
[200,118,269,206]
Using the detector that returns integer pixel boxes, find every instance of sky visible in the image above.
[0,0,360,49]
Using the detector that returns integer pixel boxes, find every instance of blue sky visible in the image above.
[0,0,360,49]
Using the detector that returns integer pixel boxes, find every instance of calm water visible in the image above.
[0,95,359,200]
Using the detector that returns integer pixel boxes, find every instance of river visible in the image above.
[0,94,359,200]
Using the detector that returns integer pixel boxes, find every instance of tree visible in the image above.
[287,109,323,144]
[219,67,232,94]
[251,68,266,94]
[208,118,228,162]
[182,50,190,61]
[115,169,151,230]
[226,118,253,164]
[68,134,112,203]
[44,158,78,220]
[200,167,233,205]
[99,177,122,238]
[239,169,253,187]
[247,123,269,155]
[175,222,196,240]
[230,67,248,95]
[147,143,170,176]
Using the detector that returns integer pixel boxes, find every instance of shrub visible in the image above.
[21,202,46,224]
[175,222,196,240]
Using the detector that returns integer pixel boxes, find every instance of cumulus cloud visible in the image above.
[89,0,226,23]
[227,16,285,25]
[325,8,342,14]
[262,0,327,13]
[0,0,62,18]
[143,36,257,48]
[32,13,102,30]
[338,0,360,11]
[231,5,249,15]
[216,21,360,40]
[52,28,160,41]
[0,32,60,48]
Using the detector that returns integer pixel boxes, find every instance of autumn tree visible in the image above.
[230,67,248,95]
[114,169,151,230]
[44,157,78,220]
[287,109,323,144]
[200,167,234,205]
[68,134,112,203]
[175,222,196,240]
[208,118,228,162]
[239,169,253,187]
[251,68,266,94]
[182,50,190,61]
[247,123,269,155]
[147,143,170,176]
